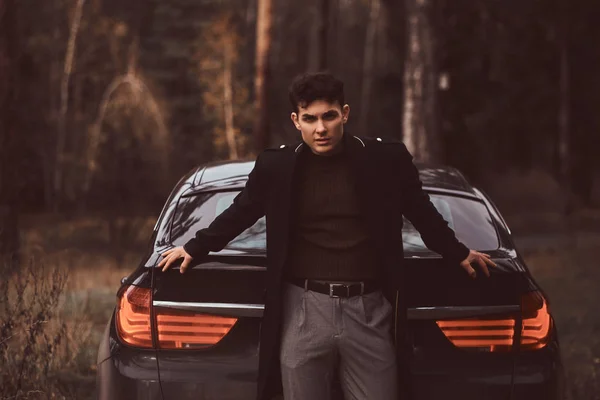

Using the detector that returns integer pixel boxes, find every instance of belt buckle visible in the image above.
[329,283,349,298]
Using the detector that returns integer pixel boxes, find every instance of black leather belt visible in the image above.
[288,279,379,298]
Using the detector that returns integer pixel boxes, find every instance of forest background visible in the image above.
[1,0,600,398]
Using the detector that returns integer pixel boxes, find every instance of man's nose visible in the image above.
[316,119,327,134]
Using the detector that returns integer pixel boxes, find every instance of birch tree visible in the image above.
[358,0,381,136]
[54,0,86,210]
[196,12,251,160]
[309,0,332,71]
[223,38,238,160]
[403,0,438,162]
[253,0,273,151]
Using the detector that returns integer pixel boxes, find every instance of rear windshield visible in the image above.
[169,191,499,254]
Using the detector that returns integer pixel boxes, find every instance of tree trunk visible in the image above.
[253,0,272,152]
[329,0,339,72]
[557,0,571,213]
[359,0,381,137]
[0,0,20,267]
[54,0,85,211]
[403,0,438,162]
[379,0,407,141]
[318,0,330,71]
[307,3,320,72]
[223,38,239,160]
[308,0,331,72]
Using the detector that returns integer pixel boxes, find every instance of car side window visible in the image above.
[168,191,267,250]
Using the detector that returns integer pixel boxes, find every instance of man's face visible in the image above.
[291,100,350,156]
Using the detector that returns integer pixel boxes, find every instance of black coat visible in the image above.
[183,133,470,400]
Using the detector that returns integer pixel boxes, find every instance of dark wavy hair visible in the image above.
[288,72,345,113]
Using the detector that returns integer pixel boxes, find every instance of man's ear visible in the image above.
[342,104,350,123]
[290,112,301,130]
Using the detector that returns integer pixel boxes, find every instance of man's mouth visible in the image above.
[315,138,330,144]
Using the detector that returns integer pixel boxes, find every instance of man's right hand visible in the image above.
[159,247,193,273]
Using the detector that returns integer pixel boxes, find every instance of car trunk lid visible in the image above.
[402,256,527,400]
[152,254,266,399]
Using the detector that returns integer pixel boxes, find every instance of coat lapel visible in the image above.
[344,134,388,254]
[344,134,375,216]
[270,142,303,272]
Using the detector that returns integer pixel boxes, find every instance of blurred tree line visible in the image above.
[2,0,600,257]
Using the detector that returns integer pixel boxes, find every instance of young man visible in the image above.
[159,72,496,400]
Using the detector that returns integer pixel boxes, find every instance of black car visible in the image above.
[96,160,564,400]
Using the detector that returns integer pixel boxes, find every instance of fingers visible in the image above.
[159,247,183,272]
[159,247,194,273]
[475,251,496,276]
[158,249,175,269]
[476,256,490,277]
[160,253,178,272]
[485,256,497,268]
[158,254,169,269]
[180,256,191,274]
[479,252,497,265]
[460,250,497,279]
[461,261,477,279]
[179,248,194,274]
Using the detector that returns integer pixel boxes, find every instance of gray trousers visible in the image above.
[279,282,398,400]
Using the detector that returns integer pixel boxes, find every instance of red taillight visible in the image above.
[116,286,153,348]
[116,286,238,349]
[436,318,515,351]
[520,291,552,350]
[436,291,551,352]
[155,307,237,349]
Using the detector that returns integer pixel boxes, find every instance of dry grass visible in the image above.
[0,258,94,400]
[0,214,156,399]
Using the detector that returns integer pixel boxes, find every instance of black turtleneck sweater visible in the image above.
[285,148,379,281]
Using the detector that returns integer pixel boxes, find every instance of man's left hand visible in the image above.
[460,250,497,278]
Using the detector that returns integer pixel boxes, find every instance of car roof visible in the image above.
[186,159,477,197]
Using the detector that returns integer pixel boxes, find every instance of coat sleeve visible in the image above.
[183,152,268,259]
[396,144,470,265]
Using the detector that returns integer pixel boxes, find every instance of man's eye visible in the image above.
[303,117,316,122]
[323,113,337,120]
